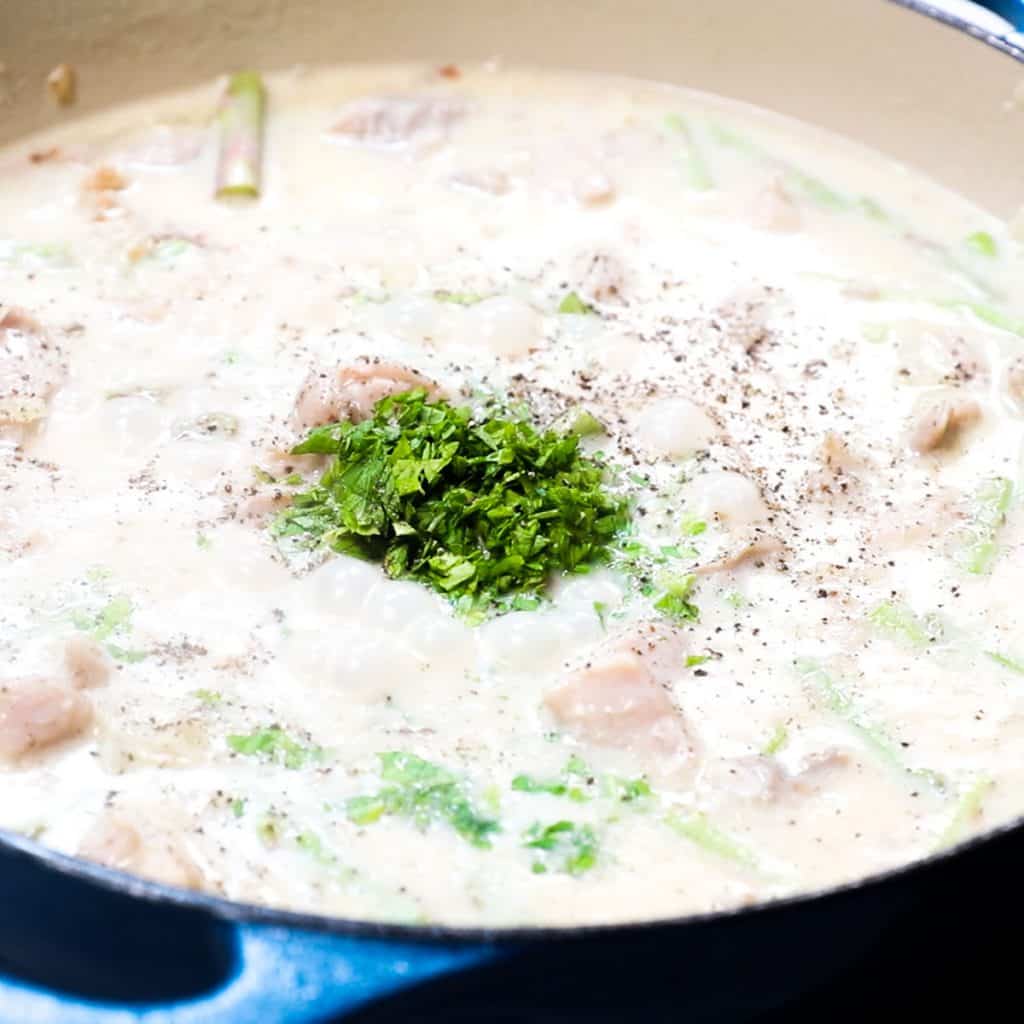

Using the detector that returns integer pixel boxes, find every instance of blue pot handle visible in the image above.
[0,922,498,1024]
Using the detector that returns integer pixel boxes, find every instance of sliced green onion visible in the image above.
[216,71,266,199]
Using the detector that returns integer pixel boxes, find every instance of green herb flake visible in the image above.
[523,820,599,876]
[760,724,789,757]
[276,391,628,618]
[652,572,700,624]
[512,756,592,803]
[558,292,596,316]
[226,726,323,770]
[346,752,499,848]
[230,797,247,818]
[868,601,940,648]
[964,231,998,259]
[685,654,710,669]
[194,689,223,707]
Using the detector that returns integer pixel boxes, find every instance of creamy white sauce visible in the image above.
[2,64,1023,927]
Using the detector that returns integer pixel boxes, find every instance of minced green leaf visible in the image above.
[230,797,246,818]
[761,724,789,756]
[511,756,592,803]
[227,726,323,770]
[523,820,598,876]
[963,231,998,259]
[276,391,628,618]
[346,752,499,848]
[652,572,699,623]
[868,601,940,647]
[194,689,223,706]
[558,292,596,315]
[685,654,710,669]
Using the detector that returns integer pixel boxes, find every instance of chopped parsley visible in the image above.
[71,594,148,664]
[523,820,599,875]
[685,654,710,669]
[276,391,628,618]
[230,797,247,818]
[760,724,789,756]
[652,572,700,623]
[511,755,592,802]
[227,726,323,769]
[602,775,653,803]
[346,752,499,849]
[558,291,596,315]
[194,689,223,707]
[868,601,940,648]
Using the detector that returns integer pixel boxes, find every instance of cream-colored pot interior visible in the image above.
[1,0,1023,215]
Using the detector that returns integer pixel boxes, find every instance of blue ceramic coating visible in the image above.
[0,925,496,1024]
[975,0,1024,28]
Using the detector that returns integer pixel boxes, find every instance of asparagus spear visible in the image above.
[216,71,266,199]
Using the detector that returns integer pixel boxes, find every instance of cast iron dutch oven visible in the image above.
[1,1,1023,1020]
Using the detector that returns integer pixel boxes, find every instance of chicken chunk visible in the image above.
[0,677,92,762]
[545,636,695,767]
[63,634,113,690]
[291,360,443,431]
[78,814,205,889]
[0,308,65,438]
[907,396,981,454]
[331,95,465,150]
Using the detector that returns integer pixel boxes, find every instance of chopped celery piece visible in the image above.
[666,812,758,869]
[986,650,1024,676]
[940,300,1024,339]
[558,291,596,315]
[796,658,944,791]
[868,601,940,648]
[216,71,266,199]
[0,241,73,268]
[959,477,1014,575]
[664,113,713,191]
[964,231,998,259]
[936,777,993,850]
[761,724,789,756]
